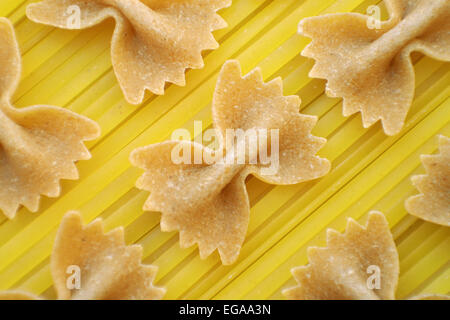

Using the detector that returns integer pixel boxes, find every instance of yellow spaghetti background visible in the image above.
[0,0,448,299]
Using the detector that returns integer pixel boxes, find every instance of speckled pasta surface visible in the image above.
[283,211,450,300]
[405,135,450,226]
[130,60,331,265]
[283,212,399,300]
[0,211,165,300]
[299,0,450,135]
[27,0,232,104]
[0,18,100,219]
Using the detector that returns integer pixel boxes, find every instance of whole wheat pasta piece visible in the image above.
[283,211,449,300]
[405,135,450,227]
[299,0,450,136]
[130,60,331,265]
[0,18,100,219]
[0,211,165,300]
[283,212,399,300]
[27,0,232,104]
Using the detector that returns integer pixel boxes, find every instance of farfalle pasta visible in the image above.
[130,60,331,265]
[405,135,450,227]
[283,211,448,300]
[298,0,450,136]
[0,18,100,219]
[0,211,165,300]
[26,0,231,104]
